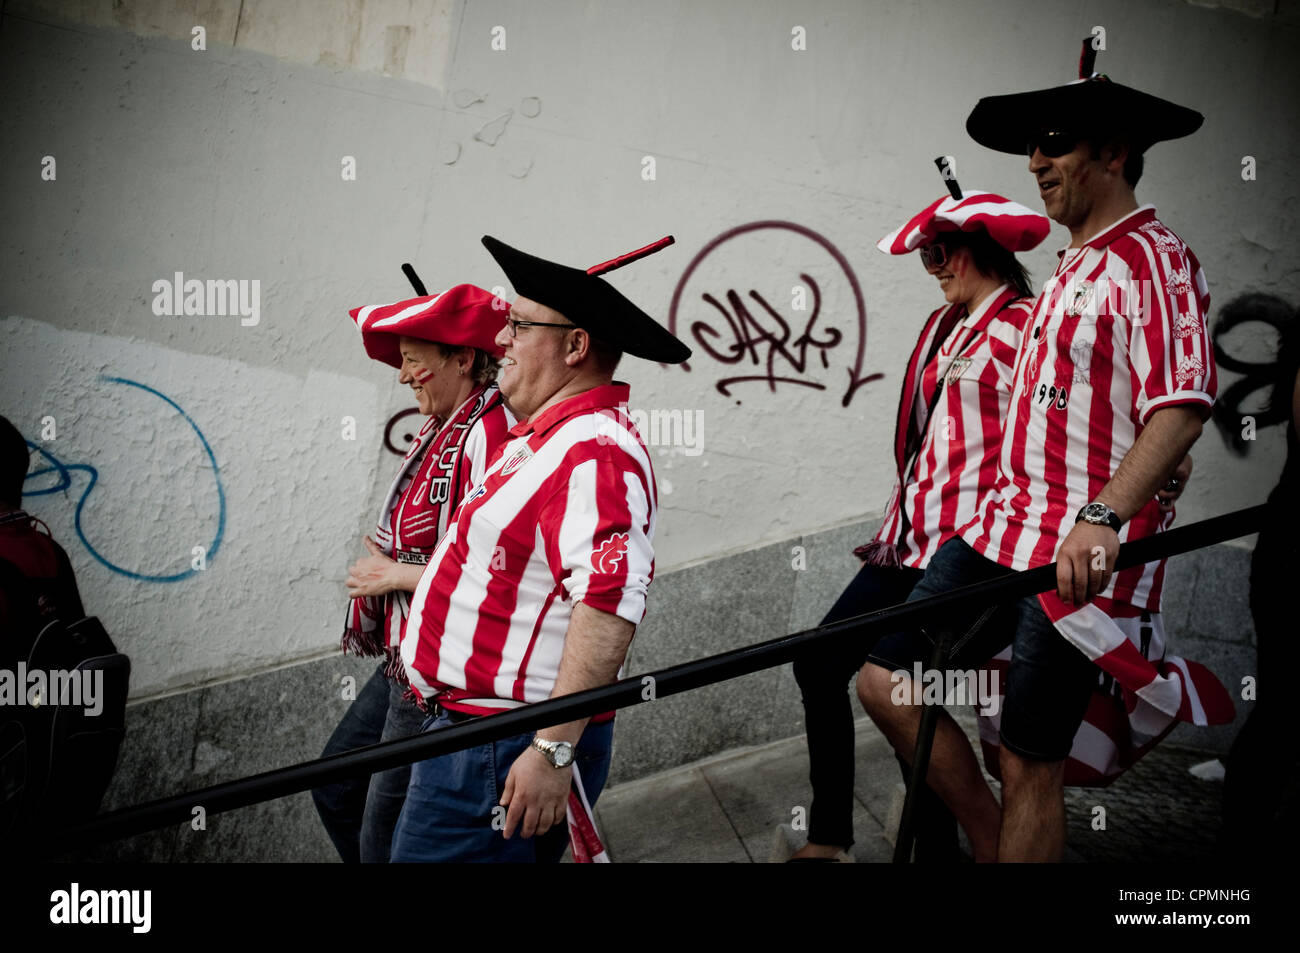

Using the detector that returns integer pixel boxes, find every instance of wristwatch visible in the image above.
[1076,501,1122,532]
[531,736,575,768]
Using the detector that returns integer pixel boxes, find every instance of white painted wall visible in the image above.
[2,0,1296,697]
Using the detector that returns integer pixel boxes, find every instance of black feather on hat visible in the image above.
[481,235,691,365]
[966,39,1203,156]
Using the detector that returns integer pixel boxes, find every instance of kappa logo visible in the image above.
[1173,311,1203,339]
[942,357,972,387]
[1139,221,1183,254]
[1165,269,1193,296]
[592,533,630,573]
[500,445,533,476]
[1175,353,1206,386]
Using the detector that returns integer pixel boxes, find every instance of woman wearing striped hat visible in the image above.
[788,185,1051,862]
[311,282,516,863]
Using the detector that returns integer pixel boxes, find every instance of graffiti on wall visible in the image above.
[668,221,883,406]
[24,376,225,582]
[1210,292,1297,453]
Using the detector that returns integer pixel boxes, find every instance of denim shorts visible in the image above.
[867,537,1097,762]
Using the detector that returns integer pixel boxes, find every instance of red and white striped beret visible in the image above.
[349,284,506,368]
[877,190,1051,255]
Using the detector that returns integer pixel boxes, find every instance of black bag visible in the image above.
[0,558,129,847]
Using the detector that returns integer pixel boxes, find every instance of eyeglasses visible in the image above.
[506,317,577,337]
[1026,129,1080,159]
[918,243,949,269]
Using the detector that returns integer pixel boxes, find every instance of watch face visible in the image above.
[554,745,574,767]
[1083,503,1109,522]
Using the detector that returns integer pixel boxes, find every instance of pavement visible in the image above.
[591,709,1232,863]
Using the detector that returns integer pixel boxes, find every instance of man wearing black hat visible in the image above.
[388,236,689,863]
[859,61,1217,861]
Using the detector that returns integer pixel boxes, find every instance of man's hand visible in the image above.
[1156,454,1193,512]
[1056,520,1120,605]
[499,745,571,839]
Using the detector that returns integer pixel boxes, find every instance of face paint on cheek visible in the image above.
[413,369,434,385]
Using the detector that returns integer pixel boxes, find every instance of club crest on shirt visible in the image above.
[1066,281,1095,317]
[500,445,534,476]
[942,356,973,387]
[592,533,630,573]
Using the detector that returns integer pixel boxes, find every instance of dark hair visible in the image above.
[1088,136,1144,187]
[942,230,1034,299]
[430,343,499,385]
[0,416,31,508]
[587,334,623,375]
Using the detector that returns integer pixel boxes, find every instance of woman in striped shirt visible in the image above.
[788,190,1050,862]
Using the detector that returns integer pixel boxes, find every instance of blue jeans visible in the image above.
[311,663,427,862]
[389,715,615,863]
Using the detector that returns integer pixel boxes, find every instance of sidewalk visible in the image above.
[592,710,1227,862]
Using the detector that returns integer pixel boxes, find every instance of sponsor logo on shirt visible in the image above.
[592,533,630,573]
[1139,220,1184,253]
[1070,340,1093,385]
[1165,269,1193,296]
[1173,311,1202,339]
[1175,354,1206,387]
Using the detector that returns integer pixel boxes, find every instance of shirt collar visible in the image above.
[509,382,631,439]
[1057,204,1157,259]
[960,283,1013,329]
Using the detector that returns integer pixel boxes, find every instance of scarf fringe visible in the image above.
[384,647,410,685]
[341,626,385,657]
[853,541,902,568]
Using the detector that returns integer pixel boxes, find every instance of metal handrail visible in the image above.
[48,504,1268,854]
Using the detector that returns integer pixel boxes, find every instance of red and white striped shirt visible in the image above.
[403,383,657,715]
[960,206,1216,609]
[876,286,1032,568]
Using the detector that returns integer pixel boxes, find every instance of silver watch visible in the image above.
[531,736,575,768]
[1076,501,1122,532]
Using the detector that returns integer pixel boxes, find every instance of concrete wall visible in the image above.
[1,0,1292,858]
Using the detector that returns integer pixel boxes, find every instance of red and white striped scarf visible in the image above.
[976,594,1235,785]
[341,384,504,678]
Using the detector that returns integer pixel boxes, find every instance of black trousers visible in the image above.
[793,561,960,859]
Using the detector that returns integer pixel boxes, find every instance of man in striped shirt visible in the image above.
[859,69,1214,861]
[389,236,689,862]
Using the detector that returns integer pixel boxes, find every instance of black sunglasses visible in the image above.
[918,243,949,269]
[1026,129,1080,159]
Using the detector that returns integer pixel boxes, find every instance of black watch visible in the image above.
[1076,501,1122,532]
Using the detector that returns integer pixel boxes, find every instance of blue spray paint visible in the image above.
[23,375,225,582]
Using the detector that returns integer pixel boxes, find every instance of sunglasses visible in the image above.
[918,243,949,269]
[1026,129,1080,159]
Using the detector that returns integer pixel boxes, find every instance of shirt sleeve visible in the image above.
[1124,237,1217,424]
[538,446,655,626]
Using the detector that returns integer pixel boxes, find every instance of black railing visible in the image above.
[49,504,1268,856]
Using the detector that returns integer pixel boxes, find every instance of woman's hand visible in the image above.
[1156,454,1193,512]
[346,536,399,598]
